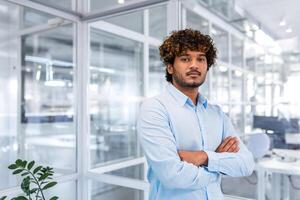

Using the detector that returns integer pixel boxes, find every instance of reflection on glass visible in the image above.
[231,105,244,133]
[256,58,266,103]
[266,84,272,105]
[211,65,229,102]
[273,84,281,105]
[0,0,19,189]
[211,24,229,62]
[244,41,257,71]
[104,11,143,33]
[256,55,266,75]
[29,0,72,10]
[44,181,77,200]
[246,74,255,102]
[200,73,210,99]
[21,25,76,175]
[90,180,143,200]
[199,0,209,5]
[149,5,167,40]
[185,8,209,34]
[244,104,253,133]
[22,7,56,29]
[89,28,143,167]
[89,0,144,13]
[211,0,232,18]
[231,36,243,67]
[231,69,243,102]
[149,46,166,97]
[108,164,144,180]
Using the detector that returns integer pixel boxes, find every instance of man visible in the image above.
[137,29,254,200]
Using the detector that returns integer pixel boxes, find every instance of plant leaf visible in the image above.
[21,160,27,168]
[21,172,30,176]
[15,159,23,166]
[27,161,35,170]
[21,177,31,195]
[49,196,58,200]
[30,188,38,194]
[33,166,42,174]
[38,173,50,181]
[12,169,24,174]
[12,196,28,200]
[0,196,7,200]
[42,181,57,190]
[8,164,18,170]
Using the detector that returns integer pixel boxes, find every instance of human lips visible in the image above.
[186,71,201,76]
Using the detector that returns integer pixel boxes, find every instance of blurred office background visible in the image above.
[0,0,300,199]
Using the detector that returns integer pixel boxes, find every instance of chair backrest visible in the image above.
[244,133,270,159]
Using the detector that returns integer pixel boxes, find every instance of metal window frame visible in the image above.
[6,0,81,22]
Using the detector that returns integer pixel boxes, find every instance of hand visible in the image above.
[178,150,208,167]
[215,136,239,153]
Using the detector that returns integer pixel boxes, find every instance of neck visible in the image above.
[172,82,199,105]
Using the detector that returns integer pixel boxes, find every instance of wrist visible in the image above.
[197,151,208,166]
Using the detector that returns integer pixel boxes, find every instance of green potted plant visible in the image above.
[0,159,58,200]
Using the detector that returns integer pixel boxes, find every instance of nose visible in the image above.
[189,59,199,70]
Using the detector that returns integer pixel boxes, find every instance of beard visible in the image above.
[172,69,206,88]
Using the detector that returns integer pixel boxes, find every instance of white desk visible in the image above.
[257,149,300,200]
[285,133,300,144]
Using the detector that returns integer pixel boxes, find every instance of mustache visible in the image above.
[186,70,201,75]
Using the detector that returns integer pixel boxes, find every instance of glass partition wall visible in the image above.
[0,0,295,200]
[0,0,76,197]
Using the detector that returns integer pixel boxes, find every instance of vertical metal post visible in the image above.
[142,8,149,200]
[257,167,266,200]
[228,33,232,117]
[76,0,90,199]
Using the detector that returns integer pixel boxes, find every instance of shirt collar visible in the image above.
[167,83,208,108]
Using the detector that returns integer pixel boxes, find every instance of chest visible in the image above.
[167,106,223,151]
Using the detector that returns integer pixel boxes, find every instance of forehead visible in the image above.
[181,50,205,56]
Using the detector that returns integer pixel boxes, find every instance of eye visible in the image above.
[180,57,191,62]
[197,57,207,62]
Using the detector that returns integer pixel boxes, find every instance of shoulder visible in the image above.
[206,102,224,114]
[138,95,171,124]
[140,93,170,111]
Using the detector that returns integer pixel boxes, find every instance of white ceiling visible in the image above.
[236,0,300,48]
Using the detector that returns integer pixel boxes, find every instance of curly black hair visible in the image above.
[159,29,217,82]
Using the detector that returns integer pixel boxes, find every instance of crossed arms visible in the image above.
[138,99,255,189]
[178,136,240,167]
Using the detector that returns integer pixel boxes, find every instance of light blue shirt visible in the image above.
[137,84,255,200]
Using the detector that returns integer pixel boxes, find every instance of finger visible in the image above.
[222,137,236,151]
[217,136,232,151]
[223,138,238,152]
[228,139,240,152]
[227,143,239,152]
[230,146,240,153]
[233,146,240,153]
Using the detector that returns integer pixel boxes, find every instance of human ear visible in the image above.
[167,64,174,74]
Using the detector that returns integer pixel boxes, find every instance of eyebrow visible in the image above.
[180,53,206,56]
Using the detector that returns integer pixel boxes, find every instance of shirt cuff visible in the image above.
[204,150,220,172]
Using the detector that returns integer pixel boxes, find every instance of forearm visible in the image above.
[177,148,254,177]
[205,149,255,177]
[178,150,208,167]
[147,156,219,189]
